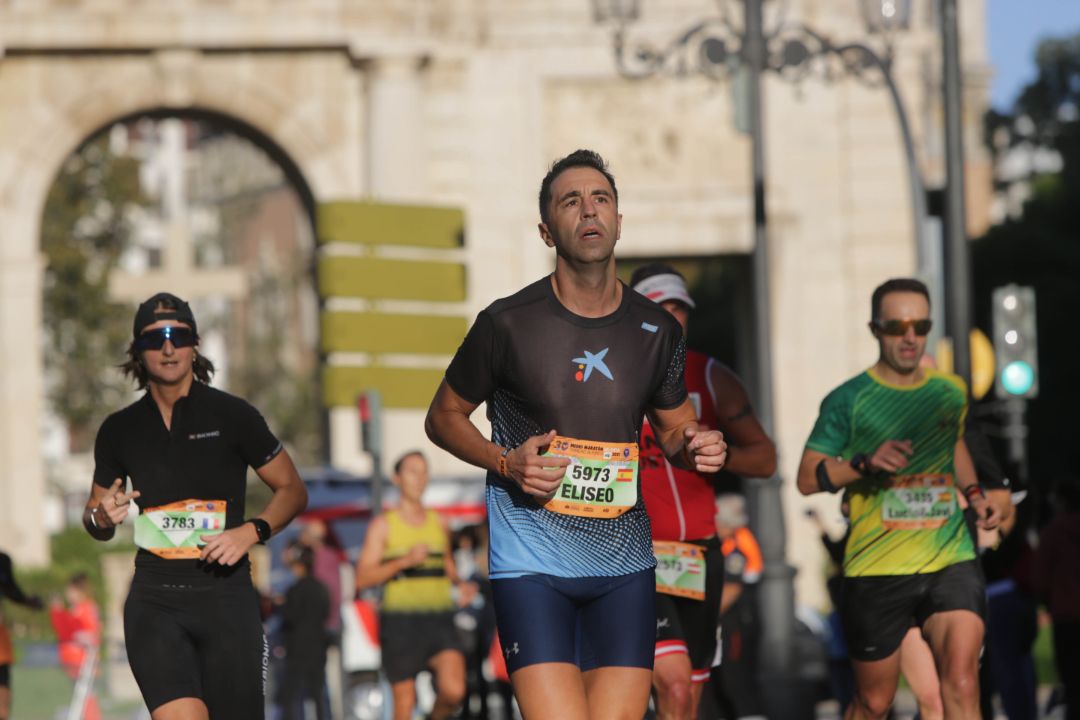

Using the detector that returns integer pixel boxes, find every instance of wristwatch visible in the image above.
[247,518,272,544]
[850,453,870,475]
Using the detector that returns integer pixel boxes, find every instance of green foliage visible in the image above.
[41,134,146,452]
[973,32,1080,489]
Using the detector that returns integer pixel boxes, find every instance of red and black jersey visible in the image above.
[640,350,721,541]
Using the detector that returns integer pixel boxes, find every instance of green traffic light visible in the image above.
[1001,360,1035,396]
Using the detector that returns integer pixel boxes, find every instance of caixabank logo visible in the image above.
[572,347,614,382]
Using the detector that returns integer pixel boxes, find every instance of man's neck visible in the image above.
[550,260,621,318]
[872,360,924,386]
[149,373,195,414]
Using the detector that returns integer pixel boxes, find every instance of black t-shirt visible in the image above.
[93,381,282,584]
[445,276,688,579]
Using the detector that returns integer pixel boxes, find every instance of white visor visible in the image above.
[632,272,696,309]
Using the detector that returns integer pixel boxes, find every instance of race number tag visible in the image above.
[653,540,706,600]
[881,475,956,530]
[541,436,638,518]
[134,499,227,559]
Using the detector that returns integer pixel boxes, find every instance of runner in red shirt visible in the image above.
[631,264,776,720]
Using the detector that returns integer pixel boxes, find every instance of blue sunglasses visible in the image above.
[135,326,197,351]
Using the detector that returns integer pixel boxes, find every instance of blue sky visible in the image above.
[988,0,1080,111]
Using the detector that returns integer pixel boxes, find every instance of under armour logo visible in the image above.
[504,642,520,659]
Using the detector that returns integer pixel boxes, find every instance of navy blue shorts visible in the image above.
[491,568,655,675]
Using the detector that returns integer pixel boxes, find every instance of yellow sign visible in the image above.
[935,329,995,400]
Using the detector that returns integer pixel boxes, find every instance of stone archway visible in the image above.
[0,47,365,562]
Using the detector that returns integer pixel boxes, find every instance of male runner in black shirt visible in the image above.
[426,150,728,720]
[83,292,307,720]
[0,551,42,720]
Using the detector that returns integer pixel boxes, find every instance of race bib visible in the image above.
[881,475,956,530]
[541,436,638,518]
[653,540,706,600]
[134,499,227,559]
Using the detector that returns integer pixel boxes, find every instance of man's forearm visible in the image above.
[425,409,502,474]
[723,441,777,478]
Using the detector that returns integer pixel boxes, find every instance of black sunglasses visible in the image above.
[873,319,933,337]
[135,326,197,351]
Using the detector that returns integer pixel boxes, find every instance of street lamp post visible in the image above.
[591,1,919,714]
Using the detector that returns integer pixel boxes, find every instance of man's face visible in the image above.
[395,454,430,499]
[538,166,622,265]
[660,300,690,336]
[873,291,930,375]
[139,319,196,386]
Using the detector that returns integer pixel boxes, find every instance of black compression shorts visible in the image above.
[842,560,986,662]
[378,611,463,684]
[0,663,9,688]
[654,537,725,681]
[123,581,268,716]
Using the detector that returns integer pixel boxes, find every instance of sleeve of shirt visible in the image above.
[649,334,688,410]
[805,389,851,457]
[445,310,498,405]
[235,400,284,470]
[92,415,126,489]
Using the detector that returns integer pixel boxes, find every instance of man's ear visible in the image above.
[538,222,555,248]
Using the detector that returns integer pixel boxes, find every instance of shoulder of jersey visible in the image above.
[625,289,682,335]
[825,370,874,401]
[483,277,550,317]
[924,368,969,397]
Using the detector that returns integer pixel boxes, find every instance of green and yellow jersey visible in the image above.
[806,368,973,577]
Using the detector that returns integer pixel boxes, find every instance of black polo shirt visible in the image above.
[93,381,282,583]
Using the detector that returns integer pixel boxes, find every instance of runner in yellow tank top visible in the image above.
[796,279,1002,720]
[354,451,473,720]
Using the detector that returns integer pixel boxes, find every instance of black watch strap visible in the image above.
[247,518,272,544]
[850,453,870,475]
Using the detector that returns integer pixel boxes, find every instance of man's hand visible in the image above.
[868,440,913,473]
[684,427,727,473]
[402,543,430,568]
[971,492,1001,531]
[199,524,258,566]
[95,478,141,528]
[505,430,570,499]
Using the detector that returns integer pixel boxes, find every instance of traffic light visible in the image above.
[357,389,383,455]
[992,285,1039,399]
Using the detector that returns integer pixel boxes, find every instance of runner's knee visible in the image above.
[852,687,894,720]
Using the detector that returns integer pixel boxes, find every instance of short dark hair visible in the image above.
[871,278,931,321]
[393,450,427,476]
[285,542,314,573]
[120,294,214,389]
[629,262,684,289]
[538,149,618,226]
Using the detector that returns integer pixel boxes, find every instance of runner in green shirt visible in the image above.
[797,278,1000,720]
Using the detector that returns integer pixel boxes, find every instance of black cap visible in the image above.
[133,292,198,338]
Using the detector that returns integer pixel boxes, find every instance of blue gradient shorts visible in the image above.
[491,568,655,675]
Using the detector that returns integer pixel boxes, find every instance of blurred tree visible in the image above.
[973,32,1080,493]
[41,136,145,452]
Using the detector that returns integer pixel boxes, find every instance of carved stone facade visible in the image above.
[0,0,991,606]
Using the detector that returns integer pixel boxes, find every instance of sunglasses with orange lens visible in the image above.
[873,319,933,337]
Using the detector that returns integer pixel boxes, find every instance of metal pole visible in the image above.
[940,0,972,384]
[745,0,797,691]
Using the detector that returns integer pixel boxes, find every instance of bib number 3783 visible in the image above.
[134,499,227,560]
[541,436,638,518]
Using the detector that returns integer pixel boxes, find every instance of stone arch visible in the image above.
[0,49,362,562]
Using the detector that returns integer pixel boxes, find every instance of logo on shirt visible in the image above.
[188,430,221,440]
[572,347,614,383]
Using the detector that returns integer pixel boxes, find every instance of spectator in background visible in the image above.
[807,504,854,713]
[0,551,43,720]
[298,518,343,718]
[1033,476,1080,720]
[278,543,330,720]
[712,493,765,720]
[49,573,101,720]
